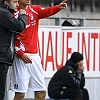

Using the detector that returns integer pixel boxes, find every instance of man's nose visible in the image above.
[17,3,19,7]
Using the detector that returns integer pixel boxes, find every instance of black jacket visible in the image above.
[48,59,85,93]
[0,4,27,65]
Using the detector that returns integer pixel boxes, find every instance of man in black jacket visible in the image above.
[48,52,89,100]
[0,0,27,99]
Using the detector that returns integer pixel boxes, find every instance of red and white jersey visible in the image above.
[15,5,60,58]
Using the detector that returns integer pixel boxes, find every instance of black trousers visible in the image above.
[82,88,89,100]
[0,63,9,100]
[48,88,89,100]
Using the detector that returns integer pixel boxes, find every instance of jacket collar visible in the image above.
[65,59,78,71]
[0,4,15,13]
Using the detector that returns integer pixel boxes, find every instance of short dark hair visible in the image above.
[0,0,11,4]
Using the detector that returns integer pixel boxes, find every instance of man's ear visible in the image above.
[4,1,9,5]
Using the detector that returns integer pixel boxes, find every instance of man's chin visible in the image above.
[14,9,17,12]
[26,3,30,5]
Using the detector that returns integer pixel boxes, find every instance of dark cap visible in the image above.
[70,52,84,63]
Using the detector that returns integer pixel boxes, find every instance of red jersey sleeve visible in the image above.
[37,5,60,19]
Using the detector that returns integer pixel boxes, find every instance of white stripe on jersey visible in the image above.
[29,6,39,15]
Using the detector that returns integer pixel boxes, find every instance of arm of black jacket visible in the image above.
[80,73,85,89]
[60,66,82,88]
[0,10,27,33]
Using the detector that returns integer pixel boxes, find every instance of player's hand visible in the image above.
[58,0,68,10]
[21,53,32,64]
[77,65,84,73]
[19,9,26,15]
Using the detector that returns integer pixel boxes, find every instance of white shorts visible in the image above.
[10,53,46,92]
